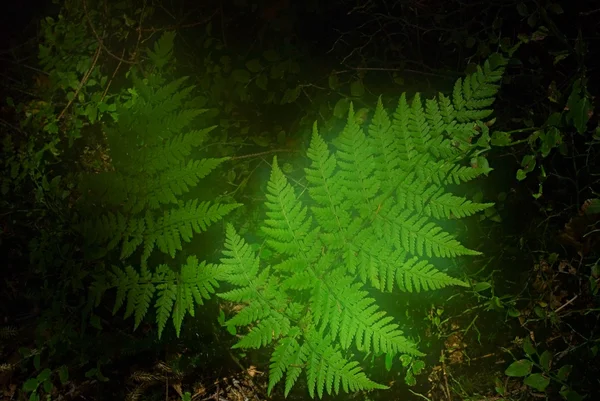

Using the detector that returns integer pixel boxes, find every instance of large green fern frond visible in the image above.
[103,256,220,338]
[79,72,241,265]
[218,54,507,398]
[79,35,240,338]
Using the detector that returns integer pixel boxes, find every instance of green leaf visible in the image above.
[473,282,492,292]
[548,3,564,14]
[412,360,425,374]
[252,135,270,147]
[521,154,536,172]
[246,58,263,73]
[560,387,584,401]
[350,80,365,97]
[255,74,268,90]
[567,96,592,134]
[270,62,286,79]
[384,353,394,371]
[523,373,550,391]
[508,308,521,317]
[491,131,512,146]
[516,169,527,181]
[556,364,572,381]
[517,3,528,16]
[58,366,69,384]
[539,350,552,372]
[333,98,350,118]
[540,127,561,157]
[522,337,536,356]
[23,378,39,392]
[527,13,538,28]
[37,368,51,382]
[281,86,301,104]
[232,69,251,83]
[505,359,533,377]
[399,354,412,367]
[328,73,340,90]
[494,377,505,395]
[404,370,416,386]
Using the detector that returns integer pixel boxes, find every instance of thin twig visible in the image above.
[57,44,101,120]
[554,295,578,313]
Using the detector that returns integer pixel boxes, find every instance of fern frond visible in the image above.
[218,54,507,399]
[108,256,221,338]
[143,200,241,262]
[262,158,320,256]
[334,104,380,214]
[395,256,468,292]
[311,269,422,356]
[303,331,388,398]
[147,30,176,69]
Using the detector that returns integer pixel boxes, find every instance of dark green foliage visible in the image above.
[218,55,507,398]
[77,74,241,265]
[78,32,240,337]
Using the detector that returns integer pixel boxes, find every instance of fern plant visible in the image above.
[79,32,240,337]
[218,54,507,398]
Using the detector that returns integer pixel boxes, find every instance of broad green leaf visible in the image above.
[567,97,592,134]
[270,62,286,79]
[521,154,536,172]
[353,107,369,125]
[508,308,521,317]
[246,58,262,73]
[58,366,69,384]
[517,3,528,16]
[539,350,552,372]
[560,387,584,401]
[523,373,550,391]
[23,378,39,392]
[350,80,365,97]
[333,98,350,119]
[255,74,268,90]
[252,136,270,147]
[281,86,301,104]
[505,359,533,377]
[328,73,340,90]
[473,282,492,292]
[494,377,506,395]
[491,131,512,146]
[232,69,251,83]
[556,364,572,381]
[522,337,536,356]
[37,368,51,382]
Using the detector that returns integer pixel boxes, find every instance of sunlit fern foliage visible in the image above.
[79,31,240,337]
[218,54,507,398]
